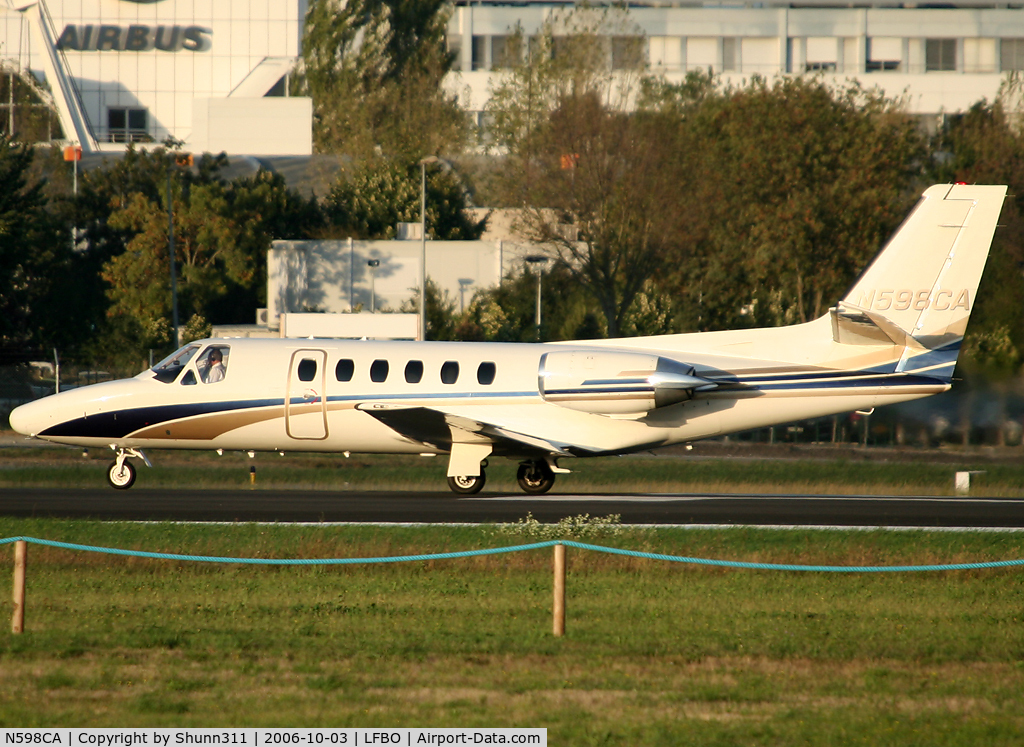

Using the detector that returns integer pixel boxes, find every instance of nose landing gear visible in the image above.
[106,447,150,490]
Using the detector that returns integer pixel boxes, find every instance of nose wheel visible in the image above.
[107,459,136,489]
[105,447,150,490]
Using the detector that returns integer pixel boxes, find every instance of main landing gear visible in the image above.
[106,447,150,490]
[447,473,486,495]
[446,459,560,495]
[516,460,556,495]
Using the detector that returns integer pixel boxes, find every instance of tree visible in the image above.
[211,168,324,320]
[0,137,78,358]
[458,263,605,342]
[484,6,646,158]
[511,93,682,337]
[102,182,254,352]
[648,76,926,332]
[59,146,228,358]
[484,8,671,338]
[299,0,469,159]
[98,157,323,363]
[324,158,486,240]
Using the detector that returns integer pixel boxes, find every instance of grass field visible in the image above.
[1,520,1023,743]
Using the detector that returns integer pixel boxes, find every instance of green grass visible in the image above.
[1,520,1023,742]
[3,445,1024,495]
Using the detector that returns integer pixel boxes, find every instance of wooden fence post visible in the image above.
[12,540,26,634]
[553,543,565,637]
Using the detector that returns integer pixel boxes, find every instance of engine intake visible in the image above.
[538,350,716,415]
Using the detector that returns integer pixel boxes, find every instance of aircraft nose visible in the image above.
[8,398,51,437]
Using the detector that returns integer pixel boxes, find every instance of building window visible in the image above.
[446,35,462,63]
[405,360,423,384]
[477,362,496,386]
[492,36,517,69]
[805,62,836,72]
[440,361,459,385]
[472,36,487,71]
[336,359,354,382]
[722,38,738,72]
[867,37,902,72]
[1002,39,1024,71]
[926,39,957,71]
[612,36,644,70]
[107,107,149,143]
[866,60,900,72]
[370,359,389,383]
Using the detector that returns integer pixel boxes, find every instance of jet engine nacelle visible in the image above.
[538,350,716,415]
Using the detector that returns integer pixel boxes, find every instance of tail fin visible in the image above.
[833,184,1006,379]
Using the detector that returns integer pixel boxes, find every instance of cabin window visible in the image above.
[335,359,354,382]
[440,361,460,385]
[199,345,229,383]
[477,361,496,385]
[405,360,424,383]
[370,359,389,382]
[297,358,318,382]
[180,370,197,386]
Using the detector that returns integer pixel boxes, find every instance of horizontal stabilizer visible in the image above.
[830,303,925,349]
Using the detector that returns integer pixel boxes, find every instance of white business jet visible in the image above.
[9,184,1007,494]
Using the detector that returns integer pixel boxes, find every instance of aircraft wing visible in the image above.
[355,402,586,456]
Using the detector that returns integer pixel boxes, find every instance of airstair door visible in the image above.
[286,349,328,440]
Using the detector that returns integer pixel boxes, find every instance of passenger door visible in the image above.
[286,349,328,440]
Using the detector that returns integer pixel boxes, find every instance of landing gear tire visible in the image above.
[517,461,555,495]
[447,471,486,495]
[107,459,136,490]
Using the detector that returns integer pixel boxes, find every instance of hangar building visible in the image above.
[0,0,311,154]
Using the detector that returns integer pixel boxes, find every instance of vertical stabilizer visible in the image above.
[838,184,1006,379]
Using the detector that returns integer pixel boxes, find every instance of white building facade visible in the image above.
[2,0,1021,154]
[0,0,311,154]
[446,0,1024,121]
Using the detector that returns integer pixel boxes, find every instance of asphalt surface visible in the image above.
[0,487,1022,527]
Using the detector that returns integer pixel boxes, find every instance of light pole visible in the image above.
[367,259,380,313]
[166,151,192,347]
[418,155,458,340]
[167,156,180,347]
[418,157,436,341]
[63,143,81,253]
[458,278,473,313]
[525,255,548,341]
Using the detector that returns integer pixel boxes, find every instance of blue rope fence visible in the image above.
[4,535,1024,573]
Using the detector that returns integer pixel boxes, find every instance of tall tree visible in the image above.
[102,182,254,353]
[512,93,681,338]
[648,76,925,332]
[485,7,668,338]
[0,137,81,358]
[97,157,323,363]
[299,0,469,159]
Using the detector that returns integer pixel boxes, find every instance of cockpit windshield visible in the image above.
[151,343,201,383]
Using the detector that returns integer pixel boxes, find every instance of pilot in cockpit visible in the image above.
[201,347,227,383]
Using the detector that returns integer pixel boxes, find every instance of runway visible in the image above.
[0,487,1023,527]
